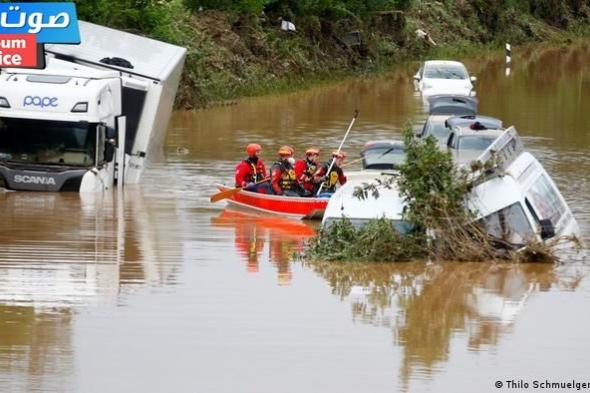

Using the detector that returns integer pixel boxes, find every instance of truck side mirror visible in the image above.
[104,127,117,163]
[104,144,115,163]
[539,219,555,240]
[106,127,117,141]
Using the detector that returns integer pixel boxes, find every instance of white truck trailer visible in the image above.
[0,21,186,191]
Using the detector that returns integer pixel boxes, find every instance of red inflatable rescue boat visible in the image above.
[215,185,328,220]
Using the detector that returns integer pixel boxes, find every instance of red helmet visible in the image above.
[278,145,294,156]
[332,150,346,159]
[246,143,262,156]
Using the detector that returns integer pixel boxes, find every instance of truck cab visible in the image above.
[0,21,186,192]
[0,59,121,191]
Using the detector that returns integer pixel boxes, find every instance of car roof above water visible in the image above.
[427,95,478,116]
[446,115,503,130]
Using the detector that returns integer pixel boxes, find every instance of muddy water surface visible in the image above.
[1,41,590,393]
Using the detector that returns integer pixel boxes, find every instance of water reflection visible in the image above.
[0,188,186,391]
[0,307,73,392]
[308,260,585,389]
[211,209,316,285]
[471,40,590,149]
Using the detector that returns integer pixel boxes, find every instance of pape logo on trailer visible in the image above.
[0,2,80,69]
[23,95,59,108]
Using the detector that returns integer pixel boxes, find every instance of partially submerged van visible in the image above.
[468,129,579,246]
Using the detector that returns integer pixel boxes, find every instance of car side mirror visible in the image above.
[539,218,555,240]
[413,125,423,137]
[413,75,421,81]
[470,76,477,82]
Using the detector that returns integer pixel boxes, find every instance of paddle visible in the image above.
[210,177,270,203]
[316,110,359,196]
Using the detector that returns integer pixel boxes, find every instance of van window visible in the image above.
[480,202,536,246]
[526,175,566,225]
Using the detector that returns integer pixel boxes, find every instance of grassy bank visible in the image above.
[74,0,590,109]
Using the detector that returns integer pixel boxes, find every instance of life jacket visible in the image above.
[321,162,344,193]
[272,161,297,191]
[302,159,318,192]
[242,158,264,183]
[303,159,318,178]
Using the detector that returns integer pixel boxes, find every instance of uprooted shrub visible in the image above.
[304,126,573,263]
[306,217,428,262]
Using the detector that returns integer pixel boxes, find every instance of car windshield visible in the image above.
[0,118,97,167]
[424,64,469,79]
[458,135,495,150]
[425,122,451,144]
[362,146,406,169]
[480,202,536,246]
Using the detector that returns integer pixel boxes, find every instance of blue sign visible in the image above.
[0,3,80,44]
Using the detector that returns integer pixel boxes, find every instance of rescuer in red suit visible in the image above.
[314,150,347,196]
[235,143,271,193]
[270,145,301,196]
[294,147,321,196]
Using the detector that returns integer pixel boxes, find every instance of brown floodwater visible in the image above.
[1,41,590,392]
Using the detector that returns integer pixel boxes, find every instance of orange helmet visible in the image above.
[305,147,320,156]
[278,145,294,156]
[332,150,346,159]
[246,143,262,156]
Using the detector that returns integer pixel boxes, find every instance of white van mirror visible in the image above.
[470,76,477,82]
[539,219,555,240]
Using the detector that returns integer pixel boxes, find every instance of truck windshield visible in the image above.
[0,118,96,167]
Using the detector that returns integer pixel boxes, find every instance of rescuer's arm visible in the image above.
[271,167,282,195]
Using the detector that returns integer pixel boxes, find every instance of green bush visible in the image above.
[185,0,269,14]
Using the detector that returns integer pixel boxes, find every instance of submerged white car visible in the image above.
[322,140,411,231]
[418,95,478,147]
[414,60,476,97]
[323,130,580,250]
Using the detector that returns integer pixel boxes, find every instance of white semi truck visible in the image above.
[0,21,186,191]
